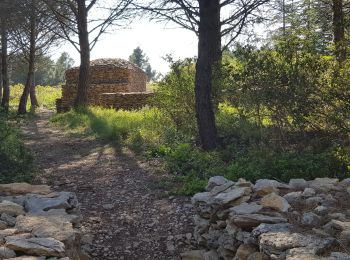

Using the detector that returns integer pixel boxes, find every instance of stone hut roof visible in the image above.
[67,58,144,73]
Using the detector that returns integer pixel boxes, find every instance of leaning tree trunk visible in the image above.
[195,0,221,150]
[74,0,90,109]
[333,0,346,62]
[18,0,36,115]
[1,20,10,113]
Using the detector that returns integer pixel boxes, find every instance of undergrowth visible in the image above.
[0,112,34,183]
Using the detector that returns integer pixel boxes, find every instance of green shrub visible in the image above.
[0,114,34,183]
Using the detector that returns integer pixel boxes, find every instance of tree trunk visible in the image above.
[333,0,346,62]
[195,0,221,150]
[1,20,10,113]
[74,0,90,109]
[30,71,39,108]
[18,0,36,115]
[0,52,3,102]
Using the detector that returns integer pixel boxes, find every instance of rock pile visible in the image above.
[189,177,350,260]
[0,183,90,259]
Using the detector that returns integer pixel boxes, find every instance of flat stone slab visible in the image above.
[0,183,51,195]
[0,201,25,216]
[231,214,287,229]
[6,237,65,257]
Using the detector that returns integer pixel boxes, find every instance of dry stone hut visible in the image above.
[56,58,153,112]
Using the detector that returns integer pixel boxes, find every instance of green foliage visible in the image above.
[0,114,34,183]
[152,58,196,136]
[50,107,175,152]
[129,46,157,81]
[10,84,62,110]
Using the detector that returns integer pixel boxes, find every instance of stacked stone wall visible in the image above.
[188,177,350,260]
[0,183,91,259]
[56,59,150,113]
[98,92,153,110]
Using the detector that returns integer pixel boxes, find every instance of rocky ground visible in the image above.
[20,110,197,260]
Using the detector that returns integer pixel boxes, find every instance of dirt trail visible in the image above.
[20,110,196,260]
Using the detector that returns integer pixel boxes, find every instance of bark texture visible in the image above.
[1,20,10,112]
[74,0,90,109]
[195,0,221,150]
[333,0,346,62]
[18,0,37,114]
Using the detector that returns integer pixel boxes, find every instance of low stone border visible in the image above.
[0,183,90,260]
[186,177,350,260]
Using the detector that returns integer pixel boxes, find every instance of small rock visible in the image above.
[0,183,51,195]
[254,179,289,196]
[0,201,25,216]
[328,212,346,221]
[6,236,65,257]
[289,179,308,190]
[231,214,287,229]
[102,204,114,210]
[0,220,7,229]
[180,250,205,260]
[260,193,290,212]
[235,244,257,260]
[323,220,350,235]
[330,252,350,259]
[302,188,316,197]
[252,223,292,237]
[213,187,251,206]
[305,196,323,207]
[191,192,213,205]
[313,206,328,216]
[0,246,16,258]
[283,192,302,204]
[248,252,269,260]
[203,250,219,260]
[309,178,339,192]
[301,212,322,227]
[1,213,16,227]
[339,230,350,246]
[206,176,229,191]
[230,202,263,215]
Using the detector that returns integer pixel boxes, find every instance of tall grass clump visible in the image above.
[10,84,62,110]
[0,113,34,183]
[50,107,178,153]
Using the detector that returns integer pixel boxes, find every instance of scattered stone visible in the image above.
[252,223,292,237]
[0,246,16,258]
[102,204,114,210]
[230,202,263,215]
[260,193,290,212]
[235,244,257,260]
[301,212,322,227]
[6,237,65,257]
[24,192,78,213]
[289,179,308,190]
[213,187,251,206]
[254,179,289,196]
[192,192,213,205]
[309,178,339,193]
[203,250,219,260]
[314,206,328,216]
[231,214,287,229]
[206,176,230,191]
[180,250,205,260]
[1,213,17,227]
[323,220,350,235]
[15,215,75,242]
[0,201,25,216]
[283,192,302,204]
[302,188,316,197]
[0,183,51,195]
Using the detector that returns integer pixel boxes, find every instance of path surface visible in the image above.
[21,110,196,260]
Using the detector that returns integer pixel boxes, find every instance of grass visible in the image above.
[50,107,173,153]
[0,112,34,184]
[10,84,62,110]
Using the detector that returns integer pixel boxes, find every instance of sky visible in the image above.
[53,20,198,75]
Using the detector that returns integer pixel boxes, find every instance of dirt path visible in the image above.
[20,110,196,260]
